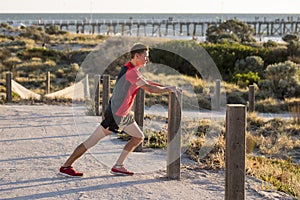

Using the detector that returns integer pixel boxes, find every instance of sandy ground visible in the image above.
[0,104,297,200]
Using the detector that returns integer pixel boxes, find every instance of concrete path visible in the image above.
[0,105,296,200]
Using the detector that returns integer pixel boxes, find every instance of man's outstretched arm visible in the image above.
[141,83,178,94]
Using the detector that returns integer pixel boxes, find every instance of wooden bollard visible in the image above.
[6,72,12,103]
[173,24,176,36]
[193,24,197,36]
[102,75,110,119]
[248,85,255,112]
[187,24,190,36]
[134,89,145,152]
[225,104,246,200]
[167,91,182,180]
[84,74,90,101]
[46,71,50,94]
[94,75,100,116]
[215,79,221,110]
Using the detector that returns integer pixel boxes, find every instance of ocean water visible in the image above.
[0,13,299,22]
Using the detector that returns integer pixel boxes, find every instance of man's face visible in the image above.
[136,50,149,67]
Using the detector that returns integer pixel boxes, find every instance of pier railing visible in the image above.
[2,18,300,37]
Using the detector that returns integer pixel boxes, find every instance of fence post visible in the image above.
[94,75,100,116]
[84,74,90,101]
[248,85,255,112]
[102,74,110,119]
[6,72,12,103]
[215,79,221,110]
[134,89,145,152]
[225,104,246,200]
[167,91,182,180]
[46,71,50,94]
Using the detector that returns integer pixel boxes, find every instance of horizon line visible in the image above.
[1,12,300,15]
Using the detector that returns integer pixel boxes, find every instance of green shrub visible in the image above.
[287,40,300,59]
[233,71,261,88]
[257,79,275,99]
[70,63,79,72]
[216,33,241,44]
[263,61,300,99]
[206,19,255,43]
[0,48,11,64]
[149,40,201,76]
[18,47,63,61]
[68,49,90,65]
[263,47,288,66]
[200,43,259,81]
[0,22,12,29]
[45,25,66,35]
[18,26,50,42]
[235,55,265,77]
[44,59,56,67]
[283,34,299,43]
[56,69,65,78]
[263,40,278,48]
[226,91,246,104]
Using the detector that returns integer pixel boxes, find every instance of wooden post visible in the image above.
[144,25,147,36]
[134,89,145,152]
[158,24,162,37]
[215,79,221,110]
[165,23,168,36]
[152,24,155,36]
[46,71,50,94]
[94,75,100,116]
[180,24,183,35]
[6,72,12,103]
[102,75,110,119]
[225,104,246,200]
[113,25,116,35]
[173,24,176,36]
[84,74,90,101]
[137,24,140,36]
[121,24,125,35]
[187,24,190,36]
[193,24,196,36]
[248,85,255,112]
[167,91,182,180]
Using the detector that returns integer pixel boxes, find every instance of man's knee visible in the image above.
[132,136,144,144]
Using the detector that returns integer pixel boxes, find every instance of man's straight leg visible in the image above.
[59,125,111,177]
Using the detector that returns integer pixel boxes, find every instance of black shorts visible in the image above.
[100,105,135,132]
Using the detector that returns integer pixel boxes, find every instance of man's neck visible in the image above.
[130,60,139,68]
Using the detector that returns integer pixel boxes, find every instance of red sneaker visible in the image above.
[111,165,134,176]
[59,166,83,177]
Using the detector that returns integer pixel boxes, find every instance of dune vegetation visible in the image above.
[1,21,300,198]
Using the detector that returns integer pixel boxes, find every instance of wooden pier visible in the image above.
[5,18,300,37]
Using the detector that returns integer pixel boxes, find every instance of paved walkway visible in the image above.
[0,105,296,200]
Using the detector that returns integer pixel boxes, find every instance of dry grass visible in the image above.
[246,156,300,197]
[287,98,300,124]
[181,113,300,199]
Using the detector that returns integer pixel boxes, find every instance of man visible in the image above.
[59,43,180,177]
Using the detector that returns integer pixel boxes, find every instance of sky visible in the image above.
[0,0,299,14]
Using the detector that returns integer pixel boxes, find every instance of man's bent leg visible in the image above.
[115,122,144,166]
